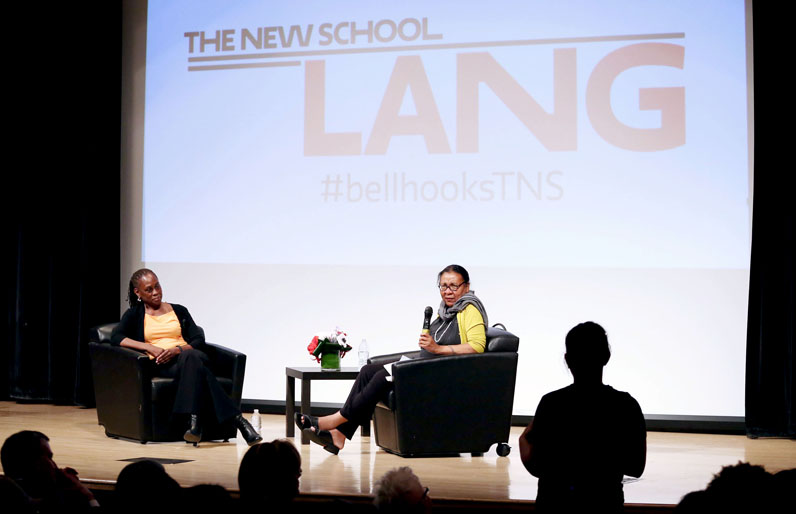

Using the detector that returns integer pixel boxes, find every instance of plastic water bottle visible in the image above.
[358,339,369,369]
[251,409,261,435]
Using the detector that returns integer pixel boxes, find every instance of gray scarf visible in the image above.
[438,292,488,328]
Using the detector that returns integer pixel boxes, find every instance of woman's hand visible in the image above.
[419,333,443,354]
[146,345,165,360]
[154,346,181,365]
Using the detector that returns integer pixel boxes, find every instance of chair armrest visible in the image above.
[89,342,155,436]
[368,351,422,366]
[203,342,246,404]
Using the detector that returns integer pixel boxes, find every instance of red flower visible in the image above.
[307,335,321,362]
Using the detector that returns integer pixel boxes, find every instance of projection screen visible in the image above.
[122,0,753,418]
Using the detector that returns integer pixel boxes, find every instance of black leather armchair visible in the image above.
[88,323,246,443]
[371,325,519,457]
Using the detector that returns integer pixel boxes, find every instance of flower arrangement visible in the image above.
[307,327,353,370]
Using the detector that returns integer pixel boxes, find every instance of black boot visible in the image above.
[235,414,262,446]
[184,414,202,445]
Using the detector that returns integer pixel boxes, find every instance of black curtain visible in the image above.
[745,3,795,437]
[3,4,121,405]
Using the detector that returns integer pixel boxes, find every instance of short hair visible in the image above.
[705,461,773,510]
[238,439,301,505]
[565,321,611,368]
[373,467,425,513]
[1,431,50,479]
[114,460,180,513]
[438,264,470,285]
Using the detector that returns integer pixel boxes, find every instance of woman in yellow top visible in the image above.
[296,264,488,454]
[110,268,261,446]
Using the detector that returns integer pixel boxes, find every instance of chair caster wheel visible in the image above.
[497,443,511,456]
[193,442,198,447]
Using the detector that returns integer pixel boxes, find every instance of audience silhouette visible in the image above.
[238,439,302,509]
[675,461,795,513]
[113,459,181,514]
[520,322,647,513]
[1,430,98,512]
[373,466,432,514]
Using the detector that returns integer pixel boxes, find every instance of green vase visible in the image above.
[321,351,341,370]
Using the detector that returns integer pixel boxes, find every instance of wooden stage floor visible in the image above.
[1,402,793,507]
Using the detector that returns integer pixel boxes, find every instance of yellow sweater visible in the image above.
[458,304,486,353]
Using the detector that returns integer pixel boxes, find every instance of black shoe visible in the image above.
[294,412,319,432]
[184,414,202,445]
[303,428,340,455]
[236,414,262,446]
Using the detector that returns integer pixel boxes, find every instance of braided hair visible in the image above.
[126,268,155,306]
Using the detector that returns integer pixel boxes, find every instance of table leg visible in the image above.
[301,378,311,444]
[286,375,295,438]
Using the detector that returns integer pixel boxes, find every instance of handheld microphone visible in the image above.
[422,306,433,334]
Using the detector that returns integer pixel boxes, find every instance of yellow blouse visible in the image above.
[144,310,188,358]
[457,304,486,353]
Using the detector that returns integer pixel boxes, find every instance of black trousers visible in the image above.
[338,363,392,439]
[156,349,239,424]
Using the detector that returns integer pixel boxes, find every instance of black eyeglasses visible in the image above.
[438,283,466,292]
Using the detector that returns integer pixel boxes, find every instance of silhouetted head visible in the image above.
[0,431,57,498]
[115,460,180,513]
[374,467,431,514]
[705,461,774,512]
[238,439,301,507]
[564,322,611,379]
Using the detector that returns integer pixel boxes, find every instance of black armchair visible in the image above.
[88,323,246,443]
[371,325,520,457]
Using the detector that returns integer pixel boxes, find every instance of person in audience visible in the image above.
[519,322,646,513]
[238,439,302,508]
[1,430,99,512]
[111,268,261,445]
[704,461,774,511]
[113,459,181,514]
[373,467,432,514]
[675,461,794,513]
[296,264,488,453]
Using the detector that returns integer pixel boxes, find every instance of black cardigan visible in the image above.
[110,303,206,351]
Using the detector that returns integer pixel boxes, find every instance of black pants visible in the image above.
[156,349,239,424]
[338,363,393,439]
